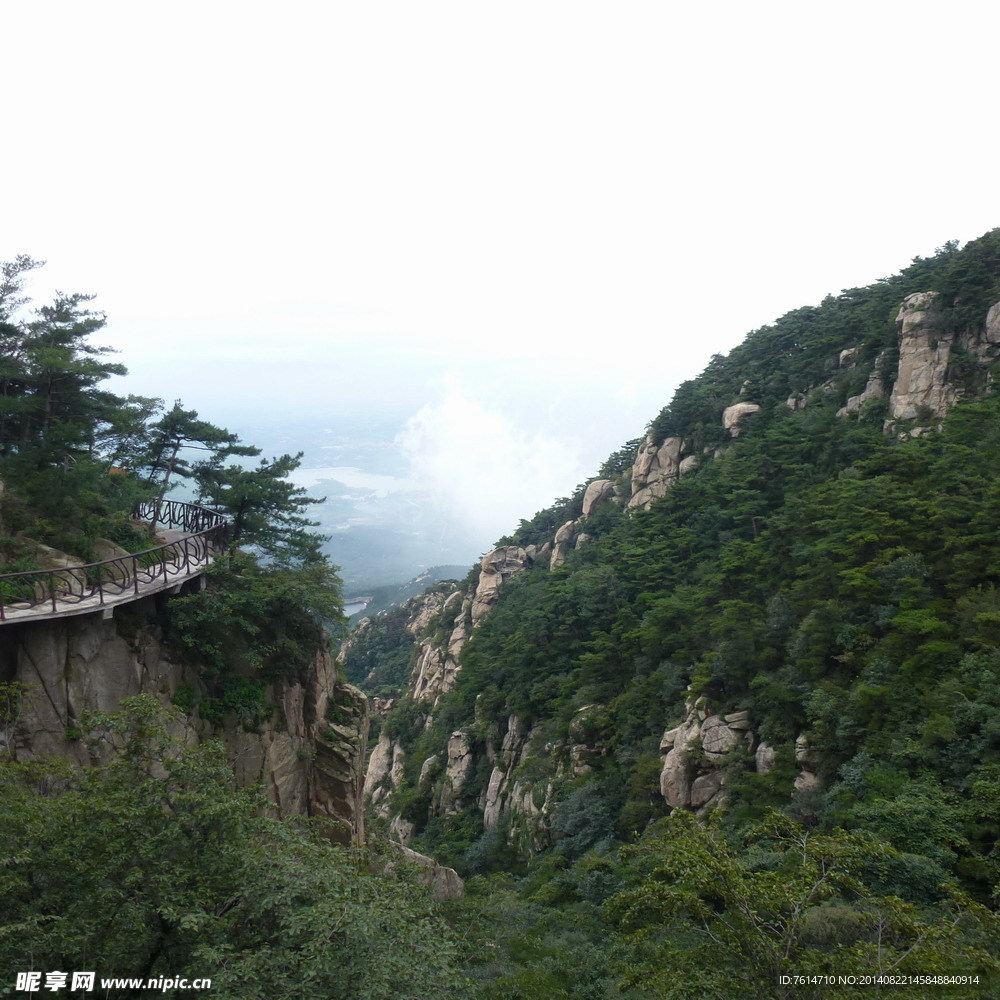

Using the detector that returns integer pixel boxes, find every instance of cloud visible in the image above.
[397,374,585,549]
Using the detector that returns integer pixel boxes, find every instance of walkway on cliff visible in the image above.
[0,499,227,624]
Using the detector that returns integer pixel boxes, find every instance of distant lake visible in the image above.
[343,600,369,617]
[285,466,415,497]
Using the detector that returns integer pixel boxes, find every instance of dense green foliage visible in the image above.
[164,554,345,725]
[605,811,1000,998]
[343,604,418,696]
[392,232,1000,875]
[435,807,1000,999]
[0,256,150,559]
[0,697,462,999]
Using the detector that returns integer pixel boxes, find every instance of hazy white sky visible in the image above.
[4,1,998,545]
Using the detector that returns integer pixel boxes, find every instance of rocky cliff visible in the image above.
[0,592,368,844]
[356,551,548,848]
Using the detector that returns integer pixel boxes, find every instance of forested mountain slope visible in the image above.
[344,232,1000,993]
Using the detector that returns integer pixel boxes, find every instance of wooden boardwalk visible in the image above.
[0,501,227,625]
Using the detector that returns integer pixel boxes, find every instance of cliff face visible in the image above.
[359,550,543,845]
[0,594,368,845]
[887,290,1000,426]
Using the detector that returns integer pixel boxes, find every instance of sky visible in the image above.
[4,0,998,552]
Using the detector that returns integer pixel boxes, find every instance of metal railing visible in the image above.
[0,499,227,622]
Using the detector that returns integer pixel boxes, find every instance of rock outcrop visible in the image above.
[475,715,556,851]
[310,682,368,843]
[482,714,532,829]
[755,741,775,774]
[581,479,616,518]
[402,544,535,710]
[793,734,821,792]
[549,520,578,569]
[837,351,890,417]
[410,591,469,706]
[549,479,623,568]
[628,434,684,510]
[384,843,464,900]
[888,293,1000,429]
[624,427,709,512]
[722,401,760,437]
[889,292,957,422]
[657,698,828,810]
[359,544,537,828]
[658,700,755,813]
[0,595,368,844]
[365,730,406,817]
[435,729,475,814]
[987,302,1000,343]
[472,546,532,623]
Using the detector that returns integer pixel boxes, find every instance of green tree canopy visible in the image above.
[0,696,463,1000]
[0,257,127,465]
[606,811,1000,1000]
[140,400,259,494]
[194,450,326,565]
